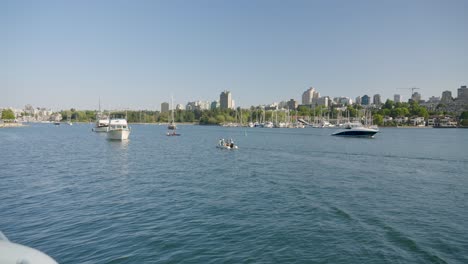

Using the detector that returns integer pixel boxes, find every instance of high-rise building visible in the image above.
[394,94,402,103]
[287,99,298,110]
[427,96,440,103]
[161,102,169,113]
[457,85,468,101]
[441,91,453,103]
[411,92,421,102]
[316,97,329,107]
[302,87,319,105]
[176,104,185,110]
[278,101,288,109]
[355,96,362,105]
[186,101,209,110]
[361,95,370,105]
[373,94,382,105]
[211,100,219,110]
[220,90,233,109]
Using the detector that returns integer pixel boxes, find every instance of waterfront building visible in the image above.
[302,87,320,105]
[50,113,62,122]
[316,97,329,107]
[355,96,362,105]
[264,103,279,111]
[394,94,402,103]
[340,97,352,105]
[441,90,453,103]
[383,116,393,123]
[373,94,382,105]
[186,101,211,110]
[361,95,370,106]
[457,85,468,101]
[422,96,441,111]
[161,102,169,113]
[287,99,298,110]
[211,101,219,110]
[410,116,425,126]
[411,92,421,102]
[427,96,440,103]
[220,90,233,109]
[186,102,197,111]
[278,101,289,109]
[395,116,409,124]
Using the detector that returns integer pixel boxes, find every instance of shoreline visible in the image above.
[0,123,26,128]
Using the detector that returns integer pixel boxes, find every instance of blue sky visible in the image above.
[1,0,467,110]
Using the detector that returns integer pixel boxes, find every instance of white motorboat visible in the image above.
[93,118,109,132]
[332,122,379,137]
[93,99,109,132]
[217,139,238,150]
[107,117,130,140]
[0,231,58,264]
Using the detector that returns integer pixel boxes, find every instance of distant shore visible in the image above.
[0,122,26,128]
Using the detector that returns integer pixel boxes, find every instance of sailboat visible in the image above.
[67,112,73,126]
[93,98,109,132]
[167,96,180,136]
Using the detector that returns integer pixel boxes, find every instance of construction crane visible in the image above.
[397,87,421,98]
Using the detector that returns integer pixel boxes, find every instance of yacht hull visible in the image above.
[107,129,130,140]
[332,127,378,138]
[93,126,108,132]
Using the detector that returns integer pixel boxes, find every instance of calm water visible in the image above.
[1,124,467,263]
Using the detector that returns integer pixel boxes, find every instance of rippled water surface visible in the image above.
[1,124,467,263]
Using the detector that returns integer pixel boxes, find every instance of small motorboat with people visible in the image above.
[0,231,58,264]
[332,122,379,138]
[217,138,238,150]
[107,114,131,140]
[166,131,180,136]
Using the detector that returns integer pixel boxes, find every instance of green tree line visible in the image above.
[53,102,465,127]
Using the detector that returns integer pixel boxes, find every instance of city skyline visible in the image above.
[2,0,467,110]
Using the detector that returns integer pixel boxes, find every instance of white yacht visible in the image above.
[332,122,379,137]
[93,100,109,132]
[107,117,130,140]
[93,117,109,132]
[263,121,274,128]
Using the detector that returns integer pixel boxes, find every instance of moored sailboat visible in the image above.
[167,96,180,136]
[93,99,109,132]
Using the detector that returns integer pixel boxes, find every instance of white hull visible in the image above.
[93,126,108,132]
[216,144,238,150]
[107,129,130,140]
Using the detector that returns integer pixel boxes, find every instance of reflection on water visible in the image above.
[107,139,130,176]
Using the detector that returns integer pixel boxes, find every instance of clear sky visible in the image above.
[1,0,467,110]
